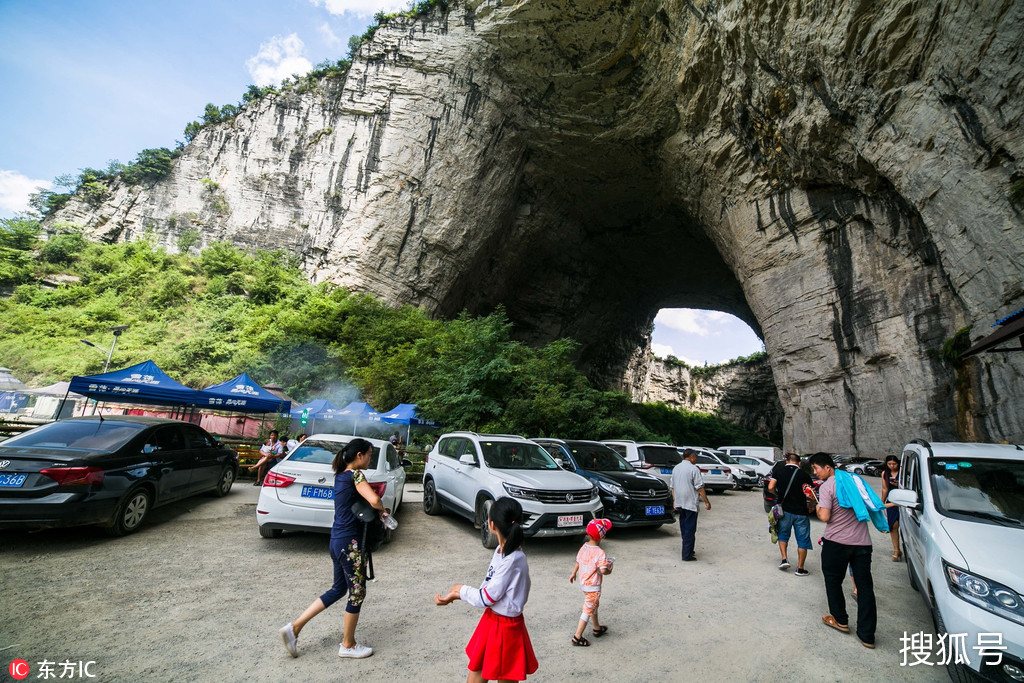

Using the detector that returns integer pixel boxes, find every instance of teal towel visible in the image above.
[834,469,889,533]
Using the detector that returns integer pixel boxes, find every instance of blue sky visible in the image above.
[651,309,764,366]
[0,2,764,365]
[0,0,411,215]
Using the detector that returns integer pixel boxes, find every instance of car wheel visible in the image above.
[479,498,498,549]
[258,524,283,539]
[422,477,441,515]
[213,466,235,497]
[106,488,151,537]
[934,603,980,682]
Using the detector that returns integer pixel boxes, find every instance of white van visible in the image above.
[718,445,781,462]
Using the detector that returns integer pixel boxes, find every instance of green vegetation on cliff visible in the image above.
[1,218,768,444]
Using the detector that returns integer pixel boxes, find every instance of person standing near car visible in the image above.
[880,455,903,562]
[280,438,390,660]
[670,448,711,562]
[768,452,814,576]
[810,452,878,649]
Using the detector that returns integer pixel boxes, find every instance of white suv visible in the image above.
[889,440,1024,682]
[423,432,602,548]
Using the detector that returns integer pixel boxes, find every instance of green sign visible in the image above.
[300,408,309,426]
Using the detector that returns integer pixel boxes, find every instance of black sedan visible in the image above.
[535,439,675,528]
[0,416,238,535]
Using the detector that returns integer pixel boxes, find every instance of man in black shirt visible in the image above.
[768,453,814,576]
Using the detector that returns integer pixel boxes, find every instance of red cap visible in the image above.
[587,518,612,541]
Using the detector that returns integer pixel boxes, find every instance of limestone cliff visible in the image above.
[640,357,784,442]
[50,0,1024,455]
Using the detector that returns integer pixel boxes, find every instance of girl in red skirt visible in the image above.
[435,497,538,682]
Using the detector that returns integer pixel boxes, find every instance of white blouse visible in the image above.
[459,547,531,617]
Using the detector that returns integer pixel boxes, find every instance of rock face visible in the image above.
[51,0,1024,455]
[641,357,784,442]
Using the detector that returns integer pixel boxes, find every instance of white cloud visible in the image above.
[654,309,716,336]
[246,34,314,87]
[651,343,675,358]
[310,0,408,17]
[318,22,342,49]
[0,169,51,216]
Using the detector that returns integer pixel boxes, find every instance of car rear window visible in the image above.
[566,442,633,472]
[639,446,682,467]
[288,439,380,468]
[1,420,147,453]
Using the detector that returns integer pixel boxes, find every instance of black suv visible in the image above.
[534,439,675,528]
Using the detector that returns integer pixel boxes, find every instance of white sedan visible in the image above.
[256,434,409,540]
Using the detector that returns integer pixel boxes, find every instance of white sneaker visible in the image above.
[280,623,298,658]
[338,642,373,659]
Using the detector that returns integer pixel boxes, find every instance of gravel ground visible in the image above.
[0,479,947,682]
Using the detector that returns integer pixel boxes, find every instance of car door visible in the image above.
[144,425,192,502]
[183,426,221,494]
[899,449,926,587]
[450,438,484,515]
[433,436,467,504]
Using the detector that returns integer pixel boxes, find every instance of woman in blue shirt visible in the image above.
[279,438,390,659]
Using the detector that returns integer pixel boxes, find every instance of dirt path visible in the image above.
[0,480,945,682]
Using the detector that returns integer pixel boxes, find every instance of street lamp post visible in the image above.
[80,325,129,373]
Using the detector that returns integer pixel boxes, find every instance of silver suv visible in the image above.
[423,432,603,548]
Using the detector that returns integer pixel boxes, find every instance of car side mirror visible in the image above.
[887,489,921,511]
[459,454,476,466]
[555,458,565,468]
[401,458,412,468]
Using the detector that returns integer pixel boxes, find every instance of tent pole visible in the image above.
[56,387,71,421]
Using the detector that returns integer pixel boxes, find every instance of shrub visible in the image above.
[39,232,87,265]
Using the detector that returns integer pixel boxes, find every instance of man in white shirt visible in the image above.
[670,448,711,561]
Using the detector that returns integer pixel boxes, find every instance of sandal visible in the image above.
[891,551,902,562]
[571,635,590,647]
[592,625,608,638]
[822,614,850,633]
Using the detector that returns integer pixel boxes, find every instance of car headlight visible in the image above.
[591,484,599,500]
[502,483,539,501]
[944,561,1024,626]
[597,480,626,497]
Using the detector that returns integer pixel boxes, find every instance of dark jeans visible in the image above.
[320,536,366,614]
[675,508,698,560]
[821,539,876,644]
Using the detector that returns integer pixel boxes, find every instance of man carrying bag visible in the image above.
[767,453,813,576]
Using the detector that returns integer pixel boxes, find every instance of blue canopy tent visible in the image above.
[289,398,343,434]
[375,403,441,444]
[200,373,291,414]
[336,401,381,435]
[66,360,201,416]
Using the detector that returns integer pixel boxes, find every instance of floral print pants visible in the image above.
[321,537,366,614]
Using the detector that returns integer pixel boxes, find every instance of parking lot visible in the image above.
[0,479,946,682]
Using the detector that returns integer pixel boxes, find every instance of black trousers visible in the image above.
[675,508,698,560]
[821,539,876,644]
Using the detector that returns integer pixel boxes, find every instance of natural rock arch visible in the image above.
[54,0,1024,455]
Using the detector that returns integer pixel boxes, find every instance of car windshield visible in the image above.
[288,439,380,468]
[482,441,559,470]
[1,420,147,453]
[929,457,1024,525]
[640,446,682,466]
[566,442,633,472]
[715,452,739,464]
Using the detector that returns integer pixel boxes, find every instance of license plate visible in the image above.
[300,485,333,500]
[660,467,673,474]
[711,469,721,475]
[645,505,665,516]
[0,473,27,488]
[557,514,583,528]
